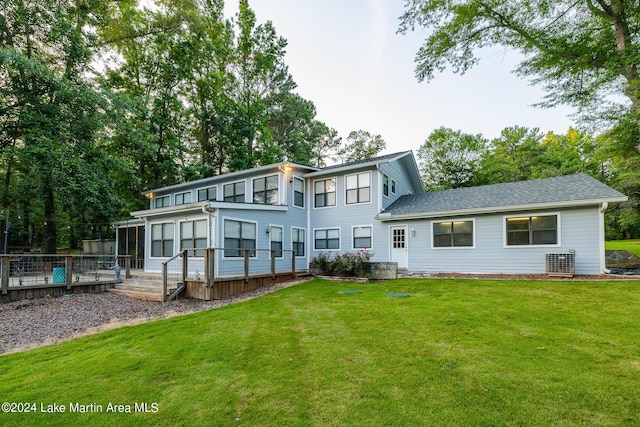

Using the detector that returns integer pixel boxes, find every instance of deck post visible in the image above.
[181,250,188,285]
[244,249,250,283]
[291,250,295,274]
[161,262,168,303]
[271,250,276,279]
[65,256,73,289]
[204,248,215,287]
[125,255,131,278]
[1,256,8,295]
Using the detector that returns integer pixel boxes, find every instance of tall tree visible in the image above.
[308,122,342,168]
[417,127,487,190]
[398,1,640,132]
[1,0,120,252]
[338,130,386,163]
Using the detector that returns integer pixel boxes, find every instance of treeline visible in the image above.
[0,0,383,252]
[417,126,640,239]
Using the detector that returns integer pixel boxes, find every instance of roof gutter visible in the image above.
[376,197,628,221]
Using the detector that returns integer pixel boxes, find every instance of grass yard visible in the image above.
[606,239,640,258]
[1,278,639,426]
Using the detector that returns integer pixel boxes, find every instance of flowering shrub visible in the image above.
[310,250,372,277]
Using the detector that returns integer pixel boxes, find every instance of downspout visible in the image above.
[599,202,610,274]
[202,205,217,248]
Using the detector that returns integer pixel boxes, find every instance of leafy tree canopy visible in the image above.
[399,1,640,126]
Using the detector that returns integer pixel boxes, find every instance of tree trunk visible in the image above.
[43,181,57,254]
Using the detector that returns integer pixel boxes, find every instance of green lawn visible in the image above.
[1,278,640,426]
[606,239,640,258]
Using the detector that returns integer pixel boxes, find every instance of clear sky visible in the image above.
[224,1,577,155]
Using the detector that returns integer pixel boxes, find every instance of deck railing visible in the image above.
[161,248,299,302]
[0,254,131,295]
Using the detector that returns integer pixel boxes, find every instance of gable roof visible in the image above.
[377,173,627,220]
[305,150,425,194]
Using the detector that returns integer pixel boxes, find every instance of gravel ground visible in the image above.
[0,278,310,355]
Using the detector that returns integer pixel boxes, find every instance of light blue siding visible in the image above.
[404,207,603,275]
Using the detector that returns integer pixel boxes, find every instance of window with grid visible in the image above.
[353,226,372,249]
[175,191,191,205]
[294,177,304,207]
[223,182,245,203]
[506,215,558,246]
[253,175,279,204]
[151,223,174,257]
[292,228,305,256]
[180,220,207,256]
[314,228,339,250]
[198,186,217,202]
[314,178,336,207]
[433,221,473,247]
[224,219,256,257]
[346,172,370,204]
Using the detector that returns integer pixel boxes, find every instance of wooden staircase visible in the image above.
[107,273,165,302]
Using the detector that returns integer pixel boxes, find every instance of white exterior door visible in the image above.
[390,226,408,269]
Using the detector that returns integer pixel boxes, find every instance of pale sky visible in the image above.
[225,1,577,154]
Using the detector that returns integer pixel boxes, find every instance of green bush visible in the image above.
[310,250,372,277]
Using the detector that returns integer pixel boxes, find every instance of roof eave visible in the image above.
[376,196,628,221]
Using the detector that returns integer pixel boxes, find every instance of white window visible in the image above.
[292,228,305,257]
[223,182,245,203]
[175,191,191,205]
[391,179,396,194]
[383,174,389,197]
[506,215,558,246]
[314,228,340,250]
[433,220,474,248]
[314,178,336,208]
[253,175,279,205]
[151,223,174,257]
[346,172,371,204]
[224,219,256,257]
[154,195,170,208]
[293,177,304,207]
[180,220,207,256]
[269,226,283,258]
[198,186,217,202]
[353,226,372,249]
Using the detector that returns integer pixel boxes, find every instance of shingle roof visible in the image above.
[380,173,627,219]
[319,151,413,171]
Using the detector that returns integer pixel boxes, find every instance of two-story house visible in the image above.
[117,151,627,276]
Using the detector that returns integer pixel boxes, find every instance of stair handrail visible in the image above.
[161,250,187,303]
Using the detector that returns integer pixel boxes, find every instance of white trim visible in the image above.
[149,220,176,259]
[344,171,373,206]
[599,202,609,272]
[376,198,628,221]
[291,226,306,258]
[351,224,373,250]
[221,216,258,260]
[430,218,476,250]
[268,224,284,259]
[312,176,338,209]
[250,173,281,205]
[222,179,247,203]
[197,185,218,202]
[293,176,305,209]
[502,212,562,248]
[312,226,341,251]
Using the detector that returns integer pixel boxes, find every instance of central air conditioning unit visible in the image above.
[545,252,575,277]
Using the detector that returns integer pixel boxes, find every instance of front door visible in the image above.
[390,226,408,269]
